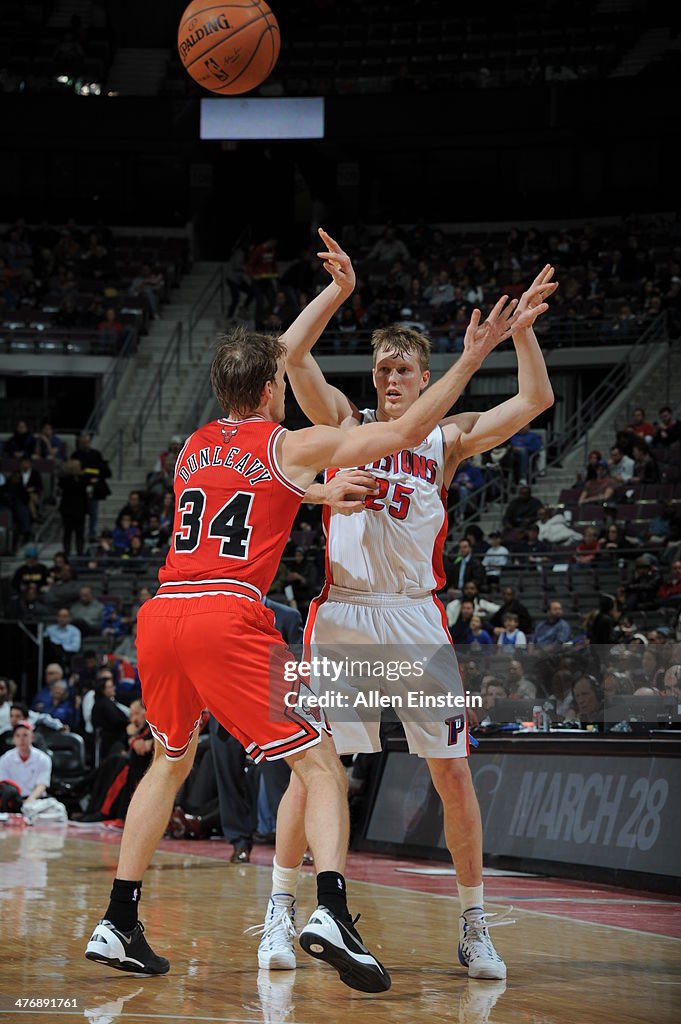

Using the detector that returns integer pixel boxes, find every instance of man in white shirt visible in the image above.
[608,445,634,482]
[446,580,500,627]
[45,607,82,656]
[0,720,52,802]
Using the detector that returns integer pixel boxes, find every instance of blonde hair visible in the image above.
[370,325,431,371]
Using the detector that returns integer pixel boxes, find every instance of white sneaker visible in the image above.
[459,979,507,1024]
[458,907,507,980]
[249,896,297,970]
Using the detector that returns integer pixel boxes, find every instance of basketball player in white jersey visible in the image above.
[255,231,557,981]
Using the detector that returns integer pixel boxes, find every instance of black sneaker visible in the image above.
[299,906,391,993]
[85,919,169,975]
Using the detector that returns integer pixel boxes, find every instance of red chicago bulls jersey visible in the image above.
[157,417,305,601]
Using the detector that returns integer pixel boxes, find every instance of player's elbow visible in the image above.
[537,385,555,412]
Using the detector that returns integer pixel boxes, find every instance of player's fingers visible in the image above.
[467,308,481,330]
[485,294,509,324]
[499,298,518,322]
[318,227,342,252]
[337,500,367,513]
[342,470,379,486]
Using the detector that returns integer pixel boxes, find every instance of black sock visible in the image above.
[105,878,142,933]
[316,871,350,921]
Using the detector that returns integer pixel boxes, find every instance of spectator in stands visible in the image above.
[43,563,80,609]
[657,560,681,607]
[31,664,66,713]
[508,425,543,485]
[446,580,500,628]
[598,523,637,561]
[72,433,111,542]
[448,458,484,522]
[122,535,147,565]
[469,615,493,648]
[45,607,81,662]
[574,526,601,566]
[9,581,50,621]
[578,461,617,505]
[58,458,88,556]
[12,545,49,591]
[449,599,475,644]
[0,720,51,803]
[447,538,486,591]
[653,405,681,447]
[369,227,410,263]
[497,611,527,649]
[641,648,665,690]
[91,672,130,758]
[424,269,455,307]
[587,595,618,645]
[153,436,183,476]
[112,513,140,555]
[44,679,78,730]
[503,485,543,531]
[128,264,164,319]
[489,585,533,637]
[142,513,169,554]
[18,457,42,523]
[94,529,115,559]
[506,658,537,699]
[630,443,659,484]
[35,421,63,461]
[515,523,548,565]
[571,675,604,725]
[584,449,603,481]
[0,469,32,542]
[547,669,575,718]
[621,407,655,447]
[534,600,571,646]
[608,445,634,482]
[118,490,148,527]
[480,678,509,717]
[3,419,36,459]
[70,586,105,636]
[536,505,582,546]
[482,531,510,585]
[602,670,635,698]
[97,307,127,351]
[625,555,662,611]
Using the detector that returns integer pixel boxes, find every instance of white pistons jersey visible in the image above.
[324,410,448,595]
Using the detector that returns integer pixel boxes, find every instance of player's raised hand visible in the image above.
[463,295,523,361]
[323,469,379,515]
[316,227,356,294]
[515,264,559,320]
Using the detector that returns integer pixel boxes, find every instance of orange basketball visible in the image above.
[178,0,280,95]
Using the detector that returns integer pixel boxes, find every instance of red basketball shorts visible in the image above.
[136,593,322,762]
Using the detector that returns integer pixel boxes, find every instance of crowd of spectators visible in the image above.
[230,217,681,355]
[0,216,187,357]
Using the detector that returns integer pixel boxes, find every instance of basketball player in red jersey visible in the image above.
[256,231,556,982]
[85,263,528,990]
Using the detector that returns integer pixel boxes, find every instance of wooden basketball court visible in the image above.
[2,825,679,1024]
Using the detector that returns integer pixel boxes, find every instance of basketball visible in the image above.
[177,0,280,95]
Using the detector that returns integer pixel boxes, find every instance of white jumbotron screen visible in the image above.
[200,97,325,140]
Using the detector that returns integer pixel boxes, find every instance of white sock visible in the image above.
[271,857,301,905]
[457,882,484,915]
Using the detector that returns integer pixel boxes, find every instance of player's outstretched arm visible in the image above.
[281,297,524,485]
[280,228,359,427]
[443,268,557,460]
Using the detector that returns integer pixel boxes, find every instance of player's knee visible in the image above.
[428,756,472,797]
